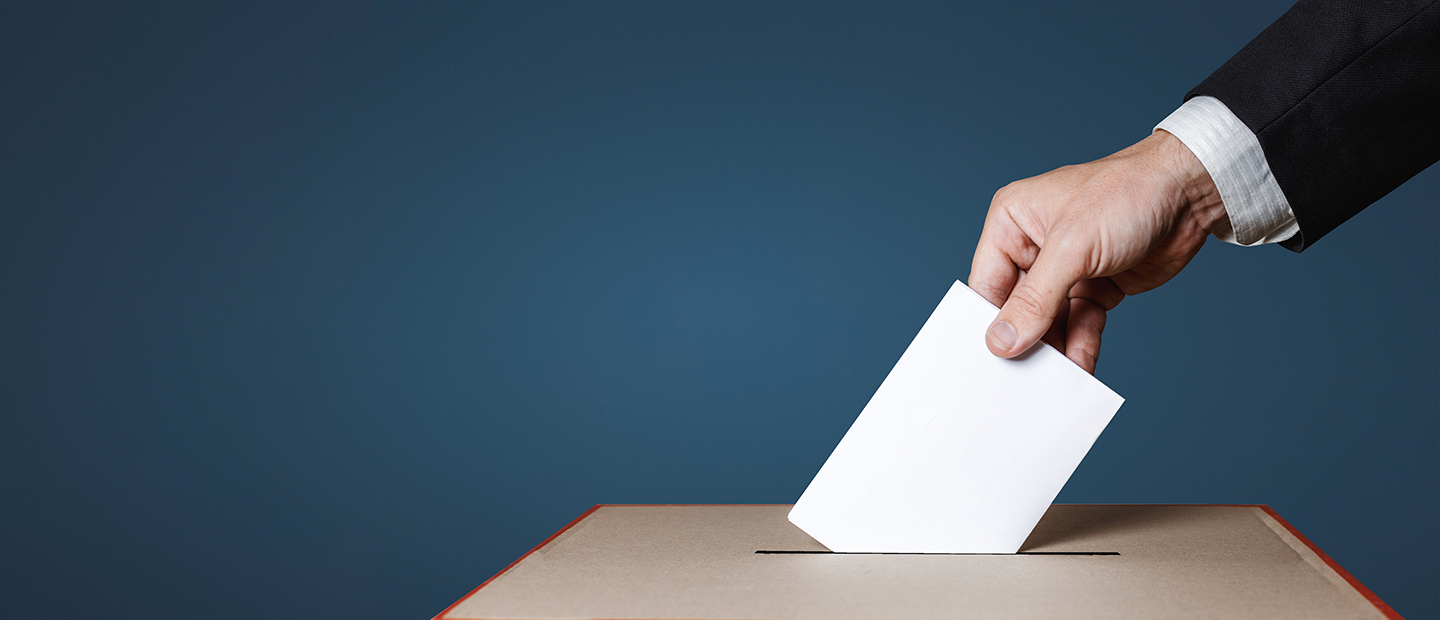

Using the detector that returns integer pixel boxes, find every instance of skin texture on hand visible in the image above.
[968,130,1227,374]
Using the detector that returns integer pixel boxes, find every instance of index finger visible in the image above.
[968,237,1019,309]
[968,207,1037,309]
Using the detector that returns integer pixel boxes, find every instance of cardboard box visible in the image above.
[435,504,1397,619]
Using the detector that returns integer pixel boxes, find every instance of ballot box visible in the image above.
[434,504,1397,620]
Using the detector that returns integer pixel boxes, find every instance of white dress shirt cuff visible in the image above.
[1155,96,1298,246]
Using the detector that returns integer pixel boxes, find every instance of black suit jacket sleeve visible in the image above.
[1186,0,1439,252]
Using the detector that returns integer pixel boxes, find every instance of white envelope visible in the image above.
[789,280,1124,553]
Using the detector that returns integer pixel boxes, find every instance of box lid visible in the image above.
[436,504,1395,620]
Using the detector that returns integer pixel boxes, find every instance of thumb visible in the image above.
[986,245,1086,358]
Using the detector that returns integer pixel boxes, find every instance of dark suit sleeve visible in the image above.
[1186,0,1439,252]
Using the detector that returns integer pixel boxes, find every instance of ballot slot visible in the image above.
[754,550,1119,556]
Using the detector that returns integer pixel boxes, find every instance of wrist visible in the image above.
[1152,129,1228,232]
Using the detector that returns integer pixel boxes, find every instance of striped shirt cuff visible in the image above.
[1156,96,1298,246]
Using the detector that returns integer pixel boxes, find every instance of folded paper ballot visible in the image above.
[789,280,1125,554]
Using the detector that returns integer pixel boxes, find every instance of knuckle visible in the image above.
[1047,234,1094,267]
[1074,342,1101,369]
[1006,286,1051,322]
[991,181,1023,206]
[1074,315,1106,335]
[1070,300,1109,333]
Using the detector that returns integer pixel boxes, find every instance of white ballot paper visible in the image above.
[789,280,1124,553]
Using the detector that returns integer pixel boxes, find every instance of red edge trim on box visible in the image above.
[433,503,1401,620]
[1256,504,1403,620]
[431,504,602,620]
[432,505,790,620]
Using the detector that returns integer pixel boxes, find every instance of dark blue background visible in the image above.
[3,2,1436,618]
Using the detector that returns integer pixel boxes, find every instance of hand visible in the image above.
[968,130,1228,374]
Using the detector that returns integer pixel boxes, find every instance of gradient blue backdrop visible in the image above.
[3,2,1436,618]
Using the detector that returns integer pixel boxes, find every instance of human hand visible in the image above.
[968,130,1227,374]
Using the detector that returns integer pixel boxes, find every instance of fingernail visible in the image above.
[988,321,1017,351]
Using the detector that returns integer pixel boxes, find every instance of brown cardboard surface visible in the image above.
[438,504,1392,620]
